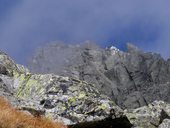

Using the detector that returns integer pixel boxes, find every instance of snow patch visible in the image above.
[106,45,120,55]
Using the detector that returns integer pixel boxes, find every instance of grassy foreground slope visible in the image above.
[0,97,66,128]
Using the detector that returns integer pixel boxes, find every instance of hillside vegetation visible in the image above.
[0,97,66,128]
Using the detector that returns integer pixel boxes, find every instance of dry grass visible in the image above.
[0,97,67,128]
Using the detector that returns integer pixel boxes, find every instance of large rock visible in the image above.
[28,42,170,109]
[159,119,170,128]
[125,100,170,128]
[13,72,124,124]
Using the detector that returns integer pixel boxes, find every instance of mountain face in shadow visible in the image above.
[28,41,170,109]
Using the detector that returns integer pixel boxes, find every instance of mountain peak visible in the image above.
[126,43,142,53]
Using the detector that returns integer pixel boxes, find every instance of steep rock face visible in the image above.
[1,51,170,127]
[0,51,124,126]
[28,42,170,109]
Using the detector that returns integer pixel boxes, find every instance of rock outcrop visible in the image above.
[0,51,131,127]
[125,100,170,128]
[28,42,170,109]
[1,45,170,127]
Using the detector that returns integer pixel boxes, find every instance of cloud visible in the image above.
[0,0,170,64]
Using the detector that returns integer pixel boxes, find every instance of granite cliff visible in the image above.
[28,42,170,109]
[0,42,170,127]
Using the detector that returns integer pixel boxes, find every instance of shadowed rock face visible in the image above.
[68,117,132,128]
[28,42,170,109]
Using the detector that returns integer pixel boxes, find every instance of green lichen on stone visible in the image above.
[98,103,108,110]
[78,92,86,99]
[14,72,44,98]
[68,96,76,103]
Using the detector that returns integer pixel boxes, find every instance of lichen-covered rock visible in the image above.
[0,51,125,125]
[28,42,170,109]
[125,101,170,128]
[159,119,170,128]
[0,51,29,77]
[13,72,123,124]
[0,75,20,107]
[2,50,170,127]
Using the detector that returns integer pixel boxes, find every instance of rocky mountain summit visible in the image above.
[28,42,170,109]
[1,44,170,127]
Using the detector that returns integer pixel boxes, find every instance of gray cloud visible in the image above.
[0,0,170,64]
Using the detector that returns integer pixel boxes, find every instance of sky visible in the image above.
[0,0,170,64]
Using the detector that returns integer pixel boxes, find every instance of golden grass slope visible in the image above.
[0,97,67,128]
